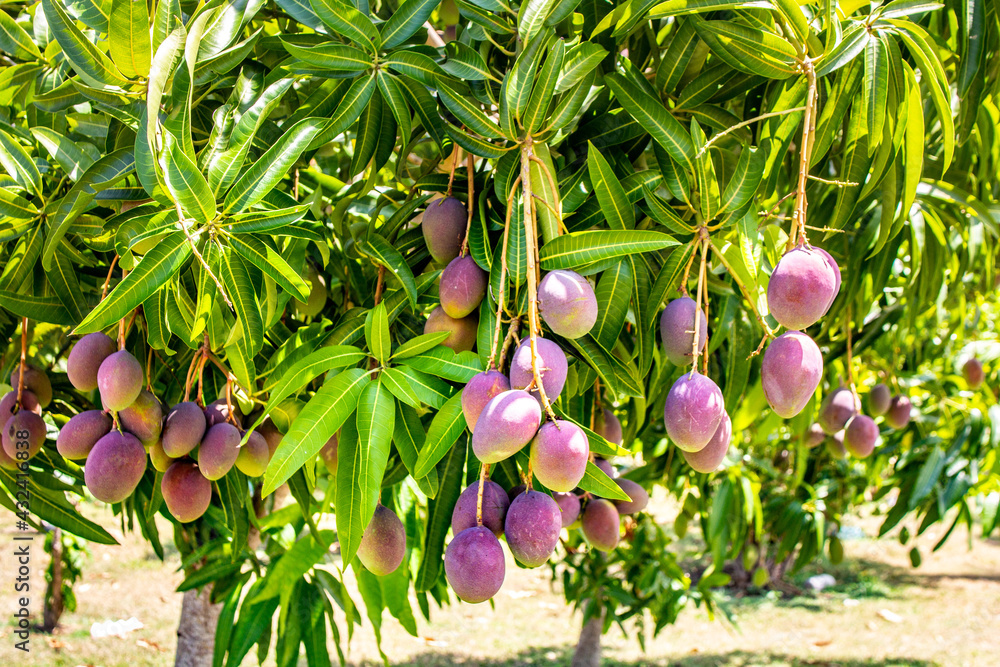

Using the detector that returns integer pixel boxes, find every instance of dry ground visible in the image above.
[1,500,998,667]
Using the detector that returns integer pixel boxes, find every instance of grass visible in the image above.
[1,501,998,666]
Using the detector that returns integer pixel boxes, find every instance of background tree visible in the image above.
[0,0,997,665]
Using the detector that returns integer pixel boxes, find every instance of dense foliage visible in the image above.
[0,0,997,662]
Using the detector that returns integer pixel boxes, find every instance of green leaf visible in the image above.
[648,0,774,17]
[30,127,96,180]
[0,129,42,197]
[415,434,465,591]
[889,21,954,169]
[393,402,439,496]
[0,11,42,60]
[437,80,505,140]
[45,249,88,322]
[522,37,564,132]
[255,531,335,601]
[225,118,325,213]
[228,234,310,301]
[587,142,634,230]
[0,470,117,544]
[719,147,764,214]
[690,18,798,79]
[365,302,391,366]
[540,230,679,270]
[43,149,135,269]
[0,291,73,324]
[0,188,39,220]
[556,42,606,93]
[392,331,450,359]
[376,72,412,145]
[519,0,558,46]
[605,73,694,172]
[281,40,372,72]
[75,231,191,333]
[413,392,466,478]
[578,460,631,501]
[307,74,377,150]
[310,0,380,52]
[815,23,869,77]
[592,259,633,350]
[162,136,217,224]
[379,0,438,50]
[263,368,371,496]
[357,234,418,311]
[109,0,151,78]
[337,379,394,565]
[864,34,890,149]
[252,346,367,428]
[220,248,262,355]
[383,365,452,409]
[441,41,491,81]
[42,0,130,88]
[399,347,483,382]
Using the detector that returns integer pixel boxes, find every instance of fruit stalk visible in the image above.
[788,60,818,251]
[689,231,710,375]
[475,463,490,527]
[487,176,521,369]
[520,139,557,422]
[15,317,27,409]
[100,255,119,300]
[460,153,475,257]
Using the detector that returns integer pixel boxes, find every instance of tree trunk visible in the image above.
[571,608,604,667]
[174,585,222,667]
[41,528,63,632]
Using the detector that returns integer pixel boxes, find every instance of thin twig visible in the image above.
[486,176,521,369]
[181,206,233,311]
[475,463,490,527]
[101,255,119,300]
[15,318,27,409]
[787,60,818,250]
[695,107,806,157]
[460,153,475,257]
[521,139,557,423]
[807,174,858,187]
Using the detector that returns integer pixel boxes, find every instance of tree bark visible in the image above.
[41,528,63,632]
[174,585,222,667]
[571,608,604,667]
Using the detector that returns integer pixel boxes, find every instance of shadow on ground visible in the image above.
[353,648,939,667]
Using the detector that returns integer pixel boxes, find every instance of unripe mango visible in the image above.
[581,499,620,551]
[471,390,541,463]
[57,410,112,460]
[440,255,487,319]
[67,332,116,392]
[422,197,466,264]
[660,297,707,367]
[868,383,891,416]
[682,412,732,473]
[97,351,143,412]
[761,331,822,418]
[424,306,478,353]
[162,462,212,522]
[767,246,840,330]
[452,480,510,537]
[357,505,406,576]
[509,337,568,404]
[10,364,52,408]
[504,490,562,567]
[461,370,510,433]
[538,270,597,339]
[445,526,505,603]
[663,372,725,451]
[84,431,146,503]
[613,478,649,514]
[529,420,589,492]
